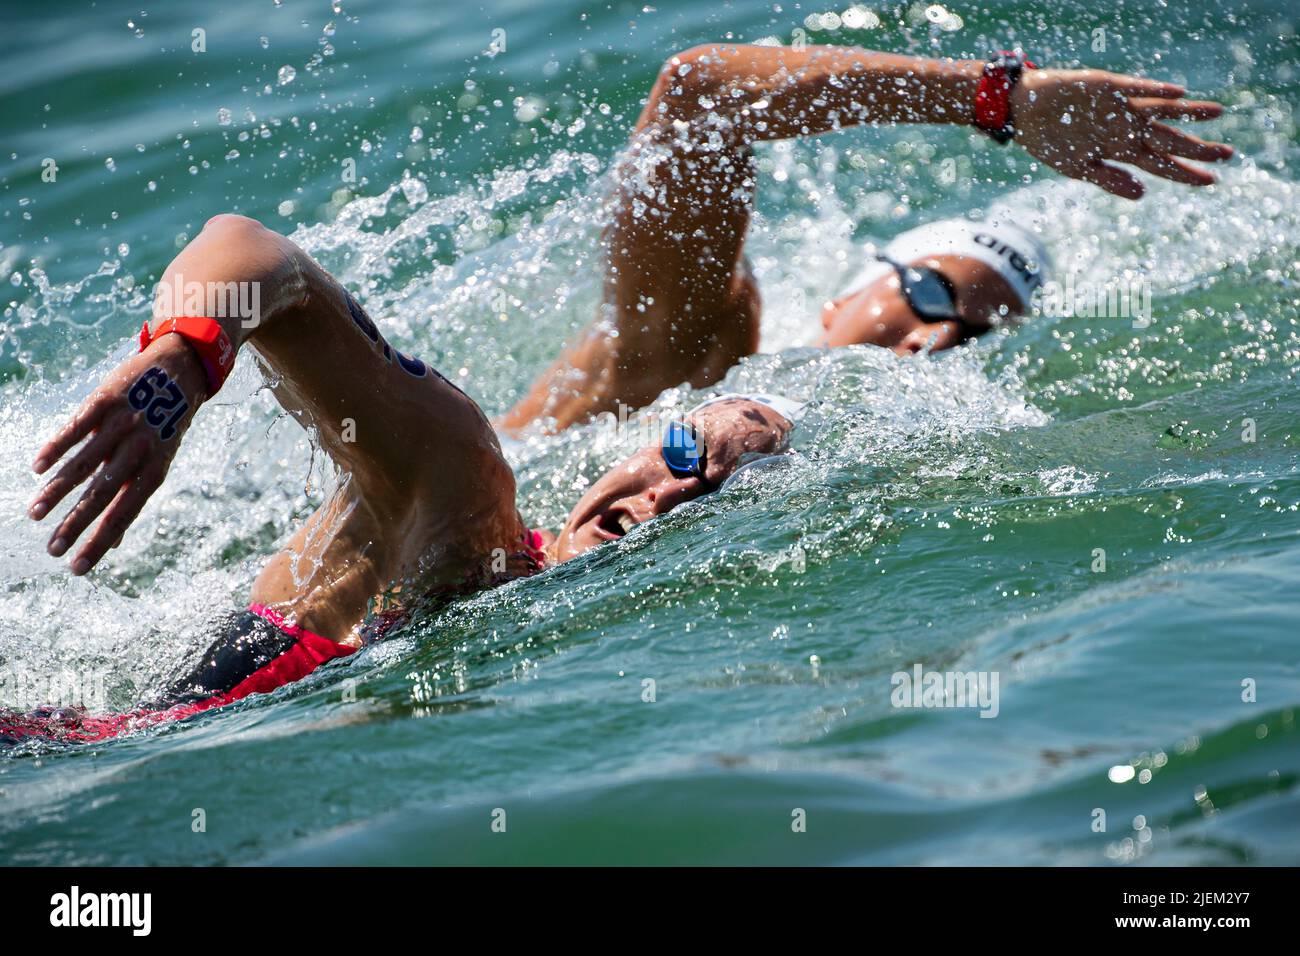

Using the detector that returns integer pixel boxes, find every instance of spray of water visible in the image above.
[1,96,1296,716]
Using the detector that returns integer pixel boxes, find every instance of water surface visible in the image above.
[1,0,1297,865]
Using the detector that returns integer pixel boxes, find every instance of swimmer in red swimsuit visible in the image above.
[12,43,1229,741]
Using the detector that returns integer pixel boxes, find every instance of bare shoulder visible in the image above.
[216,230,517,533]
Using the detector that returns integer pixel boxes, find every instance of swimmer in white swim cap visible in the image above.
[502,42,1230,434]
[816,215,1053,353]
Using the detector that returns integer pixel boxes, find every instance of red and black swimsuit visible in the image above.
[1,527,549,746]
[0,604,355,745]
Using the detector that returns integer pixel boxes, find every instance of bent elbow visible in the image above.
[202,212,271,243]
[646,44,732,127]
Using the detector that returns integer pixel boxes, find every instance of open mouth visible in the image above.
[594,509,638,540]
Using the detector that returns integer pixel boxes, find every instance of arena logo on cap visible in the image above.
[973,231,1043,290]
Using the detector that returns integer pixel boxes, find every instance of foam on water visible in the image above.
[3,132,1297,713]
[1,34,1298,869]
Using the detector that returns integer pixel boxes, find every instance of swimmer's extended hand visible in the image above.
[1012,70,1233,200]
[28,335,207,575]
[627,46,1233,203]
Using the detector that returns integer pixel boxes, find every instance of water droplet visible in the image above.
[104,157,116,172]
[400,177,427,206]
[514,96,545,123]
[842,7,880,30]
[277,65,296,86]
[217,107,233,126]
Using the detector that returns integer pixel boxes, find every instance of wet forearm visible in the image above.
[147,214,309,355]
[644,44,983,142]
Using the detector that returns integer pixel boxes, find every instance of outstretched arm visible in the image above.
[501,43,1231,433]
[27,214,299,574]
[30,214,514,577]
[639,44,1229,193]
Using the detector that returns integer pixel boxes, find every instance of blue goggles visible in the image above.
[876,253,960,322]
[661,419,708,481]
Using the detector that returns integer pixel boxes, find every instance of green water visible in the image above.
[1,0,1298,864]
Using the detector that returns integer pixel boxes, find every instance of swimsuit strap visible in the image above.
[521,527,549,572]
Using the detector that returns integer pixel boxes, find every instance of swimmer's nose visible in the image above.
[897,322,960,356]
[895,330,930,355]
[894,332,925,356]
[648,476,703,515]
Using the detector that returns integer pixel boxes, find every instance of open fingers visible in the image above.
[71,473,159,575]
[29,413,133,520]
[1129,97,1224,122]
[1129,148,1217,187]
[32,395,108,475]
[1144,121,1234,162]
[1102,73,1186,99]
[46,436,147,564]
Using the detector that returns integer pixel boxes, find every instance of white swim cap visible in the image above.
[687,392,806,425]
[841,215,1052,309]
[685,392,807,491]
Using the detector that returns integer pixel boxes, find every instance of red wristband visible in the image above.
[139,316,235,396]
[974,50,1037,144]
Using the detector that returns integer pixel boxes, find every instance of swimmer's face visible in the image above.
[818,254,1023,354]
[552,399,793,561]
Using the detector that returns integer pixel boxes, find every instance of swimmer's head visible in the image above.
[819,216,1051,354]
[551,395,798,561]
